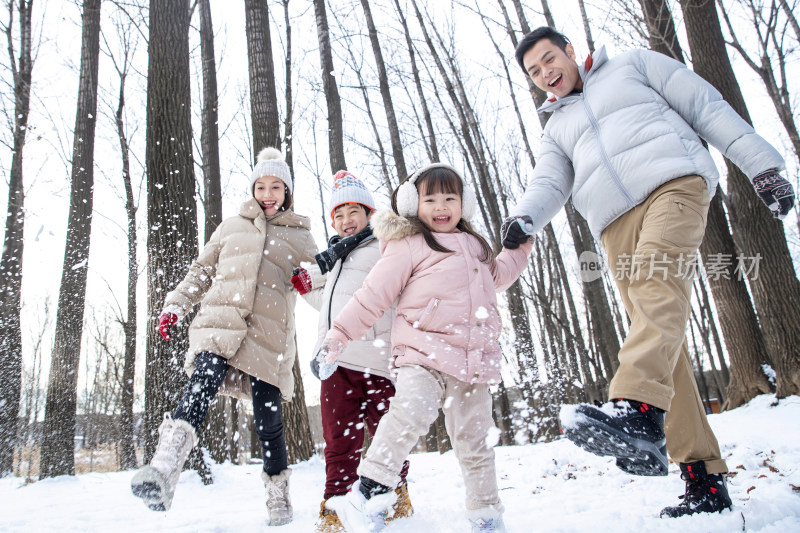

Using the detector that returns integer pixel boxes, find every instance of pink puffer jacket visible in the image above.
[328,210,532,384]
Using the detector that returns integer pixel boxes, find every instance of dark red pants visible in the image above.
[321,366,409,499]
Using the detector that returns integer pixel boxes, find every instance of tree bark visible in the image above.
[313,0,347,172]
[199,0,222,239]
[143,0,198,463]
[39,0,102,479]
[244,0,281,153]
[680,0,800,398]
[0,0,33,478]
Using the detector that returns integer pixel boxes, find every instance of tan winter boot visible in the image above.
[262,469,293,526]
[315,499,346,532]
[386,481,414,522]
[130,413,197,511]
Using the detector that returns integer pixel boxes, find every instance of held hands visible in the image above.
[157,312,178,341]
[291,267,312,295]
[753,170,795,220]
[501,215,534,249]
[315,337,346,380]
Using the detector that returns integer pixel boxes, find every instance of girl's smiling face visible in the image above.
[417,190,462,233]
[253,176,286,216]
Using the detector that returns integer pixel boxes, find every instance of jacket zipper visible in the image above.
[418,298,440,330]
[580,90,636,208]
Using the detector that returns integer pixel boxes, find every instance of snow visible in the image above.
[2,394,799,532]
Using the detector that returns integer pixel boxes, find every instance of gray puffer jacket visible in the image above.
[512,46,785,239]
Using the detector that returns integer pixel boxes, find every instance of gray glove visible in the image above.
[310,357,321,379]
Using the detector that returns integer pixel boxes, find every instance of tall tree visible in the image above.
[0,0,34,478]
[40,0,102,479]
[199,0,221,239]
[313,0,347,172]
[680,0,800,398]
[143,0,198,461]
[244,0,281,152]
[104,7,140,470]
[638,0,772,409]
[359,0,407,183]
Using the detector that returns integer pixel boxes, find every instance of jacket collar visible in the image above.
[537,45,608,114]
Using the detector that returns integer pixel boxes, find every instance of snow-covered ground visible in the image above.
[2,394,799,532]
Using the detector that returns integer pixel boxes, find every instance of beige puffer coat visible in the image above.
[162,198,318,400]
[304,236,395,380]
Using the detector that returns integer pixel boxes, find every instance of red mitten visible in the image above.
[291,267,312,295]
[158,312,178,341]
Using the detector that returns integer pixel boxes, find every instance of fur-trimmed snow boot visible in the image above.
[262,469,293,526]
[130,413,197,511]
[466,505,506,532]
[315,499,346,532]
[660,461,732,518]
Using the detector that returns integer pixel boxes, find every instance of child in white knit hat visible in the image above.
[131,147,318,527]
[298,170,413,532]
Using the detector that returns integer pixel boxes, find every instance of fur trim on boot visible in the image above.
[130,413,197,511]
[262,469,293,526]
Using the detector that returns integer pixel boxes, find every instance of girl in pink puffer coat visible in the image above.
[316,163,532,533]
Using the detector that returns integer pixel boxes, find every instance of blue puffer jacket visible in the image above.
[512,46,785,239]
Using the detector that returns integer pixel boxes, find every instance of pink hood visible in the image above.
[328,210,532,384]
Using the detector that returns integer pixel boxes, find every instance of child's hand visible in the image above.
[157,312,178,341]
[291,267,312,294]
[316,337,345,380]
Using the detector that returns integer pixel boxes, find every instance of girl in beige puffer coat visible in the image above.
[130,148,317,527]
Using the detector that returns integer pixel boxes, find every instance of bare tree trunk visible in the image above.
[283,340,314,463]
[143,0,198,464]
[680,0,800,398]
[40,0,102,479]
[391,0,439,161]
[282,0,294,176]
[313,0,347,172]
[199,0,222,238]
[0,0,33,478]
[638,0,774,410]
[109,20,139,470]
[577,0,596,54]
[638,0,683,60]
[244,0,281,153]
[359,0,406,183]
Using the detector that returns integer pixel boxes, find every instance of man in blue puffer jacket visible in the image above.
[502,27,795,518]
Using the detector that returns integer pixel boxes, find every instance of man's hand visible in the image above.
[157,312,178,341]
[291,267,312,294]
[501,215,533,249]
[753,170,795,220]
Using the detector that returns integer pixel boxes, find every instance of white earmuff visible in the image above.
[396,163,476,221]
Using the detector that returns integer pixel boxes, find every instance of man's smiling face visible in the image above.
[523,38,582,98]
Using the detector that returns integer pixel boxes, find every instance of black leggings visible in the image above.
[173,352,288,475]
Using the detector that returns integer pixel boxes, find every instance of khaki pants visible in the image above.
[357,365,501,511]
[601,175,727,474]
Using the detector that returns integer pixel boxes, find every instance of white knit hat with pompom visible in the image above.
[251,147,293,194]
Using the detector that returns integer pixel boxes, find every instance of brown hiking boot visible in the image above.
[386,481,414,522]
[315,499,345,533]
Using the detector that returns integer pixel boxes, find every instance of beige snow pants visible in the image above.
[601,175,727,474]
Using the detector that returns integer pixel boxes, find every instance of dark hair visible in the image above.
[390,166,494,270]
[514,26,571,73]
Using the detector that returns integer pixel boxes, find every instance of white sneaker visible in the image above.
[262,469,293,526]
[327,480,398,532]
[466,505,506,532]
[130,413,197,511]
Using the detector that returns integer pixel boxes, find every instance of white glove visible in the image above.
[316,337,345,380]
